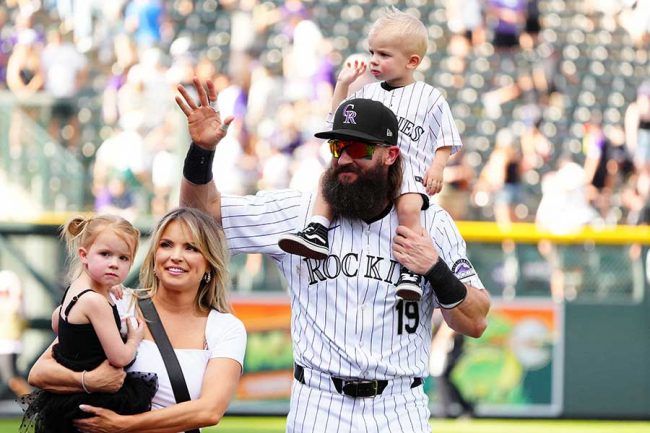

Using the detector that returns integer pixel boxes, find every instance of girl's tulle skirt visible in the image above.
[19,371,158,433]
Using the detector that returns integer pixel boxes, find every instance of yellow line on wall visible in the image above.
[456,221,650,244]
[3,214,650,245]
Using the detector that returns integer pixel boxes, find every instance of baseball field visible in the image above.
[1,417,649,432]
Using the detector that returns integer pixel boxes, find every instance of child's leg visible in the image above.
[396,193,424,233]
[395,193,425,301]
[278,174,331,259]
[309,178,333,228]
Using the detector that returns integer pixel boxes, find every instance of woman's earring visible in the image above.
[203,272,211,284]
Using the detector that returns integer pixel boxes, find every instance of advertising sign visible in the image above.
[232,296,563,417]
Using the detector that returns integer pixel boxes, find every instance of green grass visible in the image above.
[2,417,649,432]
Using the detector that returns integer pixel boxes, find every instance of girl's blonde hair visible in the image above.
[62,214,140,282]
[138,207,232,313]
[368,6,428,59]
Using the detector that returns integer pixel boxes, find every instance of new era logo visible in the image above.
[386,129,393,137]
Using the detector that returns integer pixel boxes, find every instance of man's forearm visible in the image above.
[441,286,490,338]
[179,140,223,222]
[179,178,222,223]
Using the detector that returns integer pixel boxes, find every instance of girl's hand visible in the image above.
[74,405,125,433]
[175,77,235,150]
[337,59,367,86]
[109,284,124,300]
[126,314,145,345]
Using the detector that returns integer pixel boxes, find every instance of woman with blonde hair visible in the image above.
[28,207,246,432]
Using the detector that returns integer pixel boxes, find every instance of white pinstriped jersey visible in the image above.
[221,190,484,380]
[347,81,463,198]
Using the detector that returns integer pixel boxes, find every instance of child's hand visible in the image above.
[125,314,145,344]
[337,59,367,86]
[424,166,444,195]
[109,284,124,300]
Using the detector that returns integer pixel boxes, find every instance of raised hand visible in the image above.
[337,59,367,86]
[175,77,235,150]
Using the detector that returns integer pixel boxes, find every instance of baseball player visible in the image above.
[278,7,463,302]
[176,78,490,433]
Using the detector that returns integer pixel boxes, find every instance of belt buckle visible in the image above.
[342,379,379,398]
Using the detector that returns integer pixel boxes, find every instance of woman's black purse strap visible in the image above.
[139,298,200,433]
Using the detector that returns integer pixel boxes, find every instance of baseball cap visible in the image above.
[315,98,398,146]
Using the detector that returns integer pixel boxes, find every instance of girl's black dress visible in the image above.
[19,289,158,433]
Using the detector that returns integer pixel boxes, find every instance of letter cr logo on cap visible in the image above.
[342,104,357,124]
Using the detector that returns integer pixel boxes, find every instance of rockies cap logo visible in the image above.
[342,104,357,124]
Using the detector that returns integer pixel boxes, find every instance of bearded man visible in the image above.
[177,78,490,433]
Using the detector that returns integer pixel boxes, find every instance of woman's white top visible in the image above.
[114,291,247,409]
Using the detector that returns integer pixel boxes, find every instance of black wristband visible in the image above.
[424,258,467,309]
[183,142,215,185]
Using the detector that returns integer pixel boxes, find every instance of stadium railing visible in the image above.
[0,91,86,214]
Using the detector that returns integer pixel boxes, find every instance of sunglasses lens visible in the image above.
[346,142,373,159]
[328,140,375,159]
[329,139,344,158]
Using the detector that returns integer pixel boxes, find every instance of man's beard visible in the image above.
[322,163,391,220]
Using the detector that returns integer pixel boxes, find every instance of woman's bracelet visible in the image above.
[80,370,91,394]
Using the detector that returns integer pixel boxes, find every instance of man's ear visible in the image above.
[384,146,401,165]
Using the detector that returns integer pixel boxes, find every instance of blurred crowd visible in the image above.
[1,0,649,229]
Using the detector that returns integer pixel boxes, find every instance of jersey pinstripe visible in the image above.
[221,190,484,380]
[346,81,463,198]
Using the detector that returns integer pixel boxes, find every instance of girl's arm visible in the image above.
[28,340,126,393]
[84,293,143,367]
[74,357,243,432]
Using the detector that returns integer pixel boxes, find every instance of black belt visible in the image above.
[294,364,423,398]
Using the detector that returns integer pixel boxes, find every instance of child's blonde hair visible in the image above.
[62,214,140,282]
[368,6,428,59]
